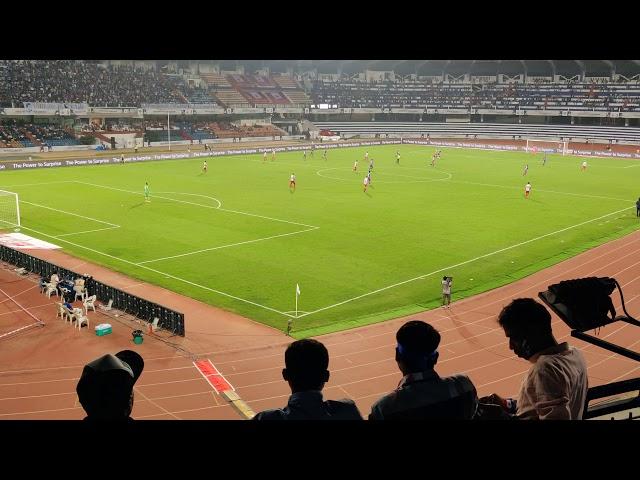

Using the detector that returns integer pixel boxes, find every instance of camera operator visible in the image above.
[441,276,452,308]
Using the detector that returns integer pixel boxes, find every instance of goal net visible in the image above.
[525,139,569,156]
[0,190,21,230]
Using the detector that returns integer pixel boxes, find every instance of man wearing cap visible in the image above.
[76,350,144,421]
[369,321,478,420]
[253,339,363,420]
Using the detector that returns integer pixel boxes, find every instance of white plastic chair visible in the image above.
[151,317,159,332]
[73,286,86,302]
[83,295,96,313]
[76,312,89,331]
[45,283,59,298]
[55,302,65,319]
[98,299,113,311]
[62,305,75,325]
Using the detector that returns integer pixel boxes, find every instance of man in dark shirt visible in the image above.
[253,339,363,420]
[636,197,640,217]
[369,320,478,420]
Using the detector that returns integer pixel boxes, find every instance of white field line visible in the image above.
[296,205,635,319]
[154,191,221,209]
[623,164,640,169]
[75,181,223,211]
[137,226,319,265]
[55,226,120,238]
[18,225,295,319]
[0,181,75,188]
[77,180,316,228]
[218,207,317,228]
[316,166,452,184]
[21,201,120,227]
[447,179,633,203]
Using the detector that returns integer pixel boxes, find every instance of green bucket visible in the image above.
[132,330,143,345]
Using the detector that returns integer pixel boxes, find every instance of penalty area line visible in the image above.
[17,225,296,319]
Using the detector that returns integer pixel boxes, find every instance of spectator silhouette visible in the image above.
[76,350,144,421]
[253,339,363,420]
[479,298,588,420]
[369,320,478,420]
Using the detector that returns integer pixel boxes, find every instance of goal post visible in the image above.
[524,138,568,156]
[0,190,21,229]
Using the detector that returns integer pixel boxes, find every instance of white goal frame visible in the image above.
[525,138,569,156]
[0,190,21,229]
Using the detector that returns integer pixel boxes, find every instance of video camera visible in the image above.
[538,276,640,363]
[538,277,617,331]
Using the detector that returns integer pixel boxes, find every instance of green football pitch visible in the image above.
[1,144,638,337]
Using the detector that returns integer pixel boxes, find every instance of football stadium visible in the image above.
[0,59,639,420]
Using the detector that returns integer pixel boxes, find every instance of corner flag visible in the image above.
[296,284,301,297]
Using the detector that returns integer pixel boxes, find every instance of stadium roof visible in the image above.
[149,60,640,77]
[444,60,474,75]
[553,60,582,76]
[581,60,613,76]
[523,60,553,76]
[470,60,499,76]
[498,60,525,75]
[614,60,640,76]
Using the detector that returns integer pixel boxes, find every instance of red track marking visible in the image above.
[194,359,234,394]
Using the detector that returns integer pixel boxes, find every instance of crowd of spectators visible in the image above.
[2,61,638,113]
[0,119,77,147]
[0,61,187,107]
[312,79,640,112]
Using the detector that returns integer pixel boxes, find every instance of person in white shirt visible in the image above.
[525,182,532,198]
[271,149,276,161]
[289,173,296,191]
[363,175,369,192]
[581,160,588,171]
[480,298,588,420]
[202,160,208,173]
